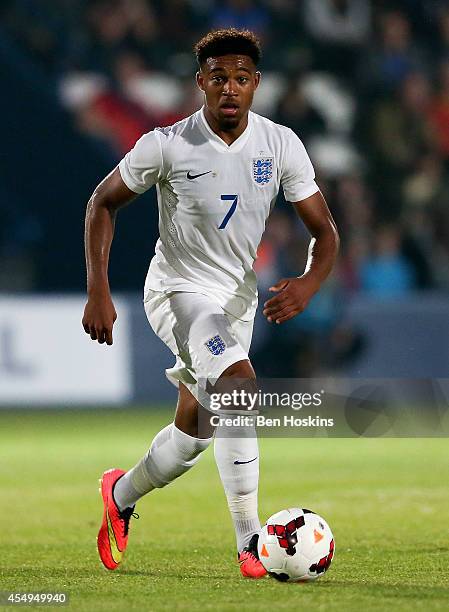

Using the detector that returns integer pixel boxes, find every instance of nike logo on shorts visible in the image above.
[187,170,212,180]
[234,457,258,465]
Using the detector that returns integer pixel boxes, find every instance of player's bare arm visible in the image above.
[263,191,339,325]
[82,168,137,345]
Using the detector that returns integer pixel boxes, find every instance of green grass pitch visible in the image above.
[1,409,448,611]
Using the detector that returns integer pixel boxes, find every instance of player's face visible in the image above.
[197,55,260,131]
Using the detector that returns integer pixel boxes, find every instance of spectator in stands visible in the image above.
[113,51,183,126]
[428,59,449,160]
[273,78,326,144]
[359,10,427,97]
[371,71,436,214]
[84,0,161,75]
[211,0,269,38]
[402,153,449,288]
[303,0,371,78]
[359,225,416,297]
[335,174,373,240]
[436,4,449,60]
[60,56,151,156]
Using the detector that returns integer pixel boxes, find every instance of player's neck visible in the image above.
[203,107,249,146]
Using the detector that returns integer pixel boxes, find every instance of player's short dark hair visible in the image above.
[194,28,262,67]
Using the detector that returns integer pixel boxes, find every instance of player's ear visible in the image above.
[254,71,261,90]
[196,70,205,92]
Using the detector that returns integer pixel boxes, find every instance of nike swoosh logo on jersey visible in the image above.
[187,170,212,180]
[234,457,258,465]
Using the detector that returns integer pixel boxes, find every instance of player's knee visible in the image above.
[221,359,256,380]
[214,360,257,412]
[176,383,215,438]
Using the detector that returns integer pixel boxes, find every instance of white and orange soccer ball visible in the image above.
[257,508,335,582]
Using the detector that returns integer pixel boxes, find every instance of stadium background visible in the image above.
[1,0,448,403]
[1,3,449,610]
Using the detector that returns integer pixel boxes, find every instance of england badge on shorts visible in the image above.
[252,157,273,185]
[205,334,226,356]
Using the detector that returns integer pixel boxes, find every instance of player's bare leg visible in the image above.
[174,382,215,439]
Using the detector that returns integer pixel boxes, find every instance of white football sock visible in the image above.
[214,425,261,552]
[114,423,213,511]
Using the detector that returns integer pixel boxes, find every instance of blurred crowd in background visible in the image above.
[1,0,449,373]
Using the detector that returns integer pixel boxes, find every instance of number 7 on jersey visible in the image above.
[218,194,238,229]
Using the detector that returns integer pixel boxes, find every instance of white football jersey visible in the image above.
[118,107,318,321]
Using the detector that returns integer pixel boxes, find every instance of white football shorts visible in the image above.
[143,290,254,410]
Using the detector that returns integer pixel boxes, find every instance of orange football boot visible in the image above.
[97,468,138,570]
[238,534,267,579]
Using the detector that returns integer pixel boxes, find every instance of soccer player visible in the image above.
[82,28,339,578]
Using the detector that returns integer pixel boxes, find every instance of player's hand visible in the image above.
[262,276,319,325]
[82,293,117,345]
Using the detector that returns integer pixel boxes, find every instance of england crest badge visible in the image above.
[252,157,273,185]
[205,335,226,356]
